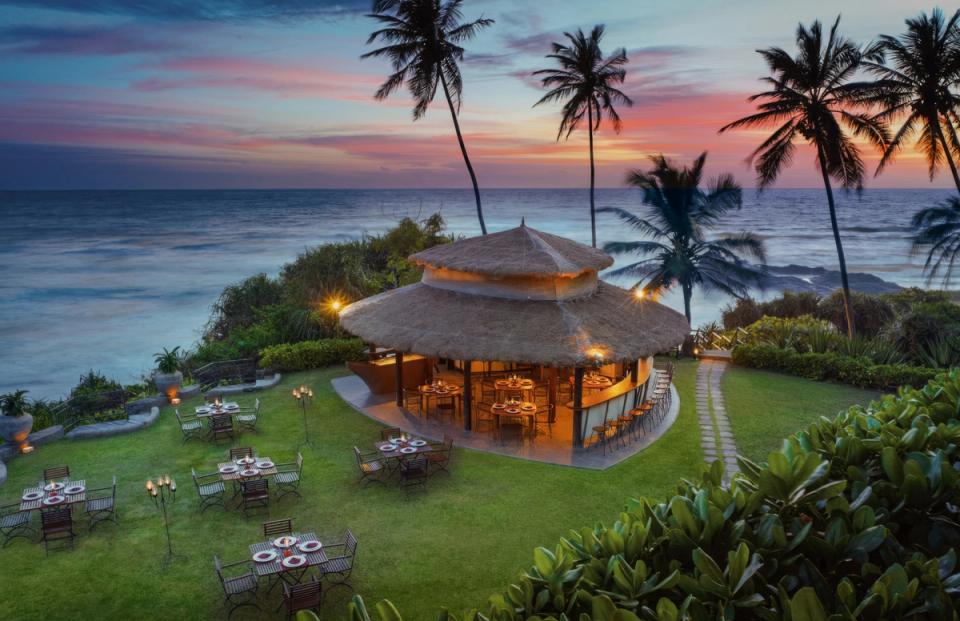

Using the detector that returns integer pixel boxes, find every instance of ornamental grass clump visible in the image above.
[348,369,960,620]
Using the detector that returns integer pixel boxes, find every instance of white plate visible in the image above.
[235,457,255,465]
[239,468,259,477]
[22,491,43,502]
[43,496,65,506]
[298,540,322,553]
[521,404,536,411]
[400,446,417,454]
[273,536,298,548]
[225,404,239,410]
[409,440,427,447]
[281,555,307,569]
[64,485,85,495]
[43,482,65,492]
[219,465,239,474]
[253,550,277,563]
[378,444,394,451]
[505,408,520,414]
[256,461,274,469]
[196,407,210,414]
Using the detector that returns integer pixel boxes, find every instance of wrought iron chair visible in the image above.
[191,467,226,513]
[208,413,234,443]
[399,457,428,494]
[213,554,260,618]
[85,475,118,530]
[0,502,34,547]
[321,529,358,592]
[534,403,556,437]
[379,427,402,441]
[353,447,386,485]
[474,401,496,432]
[273,452,303,500]
[229,447,254,461]
[41,507,75,554]
[282,578,322,620]
[498,414,526,447]
[42,465,70,481]
[235,399,259,433]
[263,518,292,538]
[175,409,203,442]
[427,436,453,476]
[402,388,424,416]
[240,479,269,516]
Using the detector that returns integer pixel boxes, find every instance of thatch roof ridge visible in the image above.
[410,224,613,277]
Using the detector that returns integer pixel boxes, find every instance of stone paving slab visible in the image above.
[696,359,740,486]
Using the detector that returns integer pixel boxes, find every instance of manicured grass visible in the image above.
[0,360,700,621]
[722,365,879,462]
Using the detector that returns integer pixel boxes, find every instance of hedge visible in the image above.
[730,343,937,390]
[347,369,960,620]
[258,338,365,371]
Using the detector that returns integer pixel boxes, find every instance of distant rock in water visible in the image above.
[754,264,902,295]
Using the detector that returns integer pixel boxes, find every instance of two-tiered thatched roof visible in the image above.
[340,224,688,366]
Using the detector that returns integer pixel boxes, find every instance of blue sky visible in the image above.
[0,0,952,189]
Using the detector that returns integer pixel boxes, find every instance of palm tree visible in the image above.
[363,0,493,234]
[911,197,960,285]
[861,9,960,192]
[719,17,888,338]
[533,25,632,248]
[600,153,766,325]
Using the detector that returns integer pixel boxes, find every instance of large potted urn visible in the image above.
[0,390,34,451]
[153,346,184,402]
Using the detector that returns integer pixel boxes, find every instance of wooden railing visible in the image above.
[193,358,257,391]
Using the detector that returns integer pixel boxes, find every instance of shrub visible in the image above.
[349,369,960,620]
[738,315,835,352]
[815,290,895,338]
[722,292,822,330]
[258,338,366,371]
[721,297,762,330]
[731,343,936,390]
[886,300,960,364]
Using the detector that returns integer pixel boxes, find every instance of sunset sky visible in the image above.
[0,0,952,190]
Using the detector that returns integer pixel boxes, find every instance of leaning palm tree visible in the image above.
[533,25,632,248]
[911,197,960,285]
[363,0,493,234]
[719,17,888,338]
[861,8,960,192]
[600,153,766,325]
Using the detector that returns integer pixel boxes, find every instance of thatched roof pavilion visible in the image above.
[339,223,689,440]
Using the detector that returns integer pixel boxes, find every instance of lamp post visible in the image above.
[292,385,313,447]
[146,474,176,565]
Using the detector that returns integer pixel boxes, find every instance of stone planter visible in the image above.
[0,413,33,451]
[154,371,183,401]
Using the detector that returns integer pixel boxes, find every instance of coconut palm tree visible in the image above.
[719,17,888,338]
[533,25,632,248]
[363,0,494,234]
[600,153,766,325]
[861,9,960,191]
[911,197,960,285]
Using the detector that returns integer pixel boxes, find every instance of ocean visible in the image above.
[1,188,953,399]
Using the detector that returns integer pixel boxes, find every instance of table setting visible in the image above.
[21,478,86,511]
[250,532,327,580]
[376,433,431,457]
[217,456,277,482]
[195,400,241,417]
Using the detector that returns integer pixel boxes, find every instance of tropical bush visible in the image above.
[885,301,960,364]
[258,338,366,371]
[153,346,182,374]
[815,290,895,339]
[731,344,936,390]
[349,369,960,620]
[722,291,821,330]
[735,315,835,351]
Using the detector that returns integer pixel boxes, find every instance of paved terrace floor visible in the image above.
[331,374,681,470]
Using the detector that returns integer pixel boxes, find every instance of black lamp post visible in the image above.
[146,474,176,565]
[293,384,313,447]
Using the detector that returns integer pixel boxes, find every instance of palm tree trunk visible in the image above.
[682,283,692,325]
[936,120,960,194]
[439,72,487,235]
[587,103,597,248]
[817,147,856,338]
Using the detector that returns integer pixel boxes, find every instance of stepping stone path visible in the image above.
[696,360,739,484]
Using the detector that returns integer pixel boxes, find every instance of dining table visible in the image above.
[374,436,434,459]
[494,377,535,402]
[217,456,278,483]
[570,374,614,391]
[418,383,461,416]
[195,401,242,418]
[491,401,538,426]
[249,532,328,586]
[21,479,87,512]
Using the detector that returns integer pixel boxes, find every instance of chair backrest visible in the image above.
[296,452,304,473]
[401,457,427,476]
[254,398,261,413]
[111,475,118,499]
[545,403,557,424]
[212,414,232,429]
[43,465,70,481]
[263,518,292,537]
[353,446,363,467]
[191,467,204,490]
[229,447,253,460]
[175,409,185,424]
[41,507,72,530]
[212,555,227,588]
[345,529,358,557]
[284,580,321,612]
[380,427,401,441]
[241,478,268,495]
[443,435,454,452]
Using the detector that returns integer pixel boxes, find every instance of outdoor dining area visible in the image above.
[337,224,689,467]
[1,463,117,552]
[192,447,303,514]
[213,519,358,617]
[353,428,453,492]
[175,396,261,443]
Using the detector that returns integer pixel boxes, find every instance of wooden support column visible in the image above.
[395,351,404,407]
[573,367,585,448]
[630,359,639,383]
[463,360,473,431]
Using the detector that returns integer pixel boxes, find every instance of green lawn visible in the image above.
[722,365,879,462]
[0,361,702,620]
